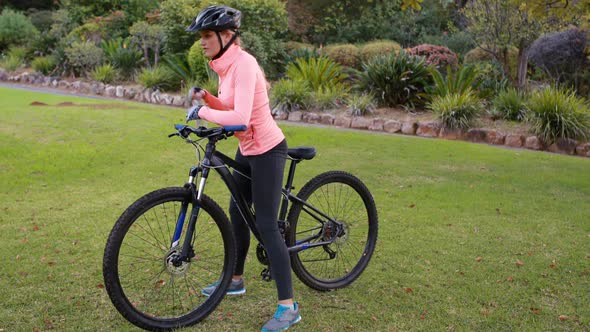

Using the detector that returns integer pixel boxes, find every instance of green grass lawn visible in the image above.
[0,86,588,331]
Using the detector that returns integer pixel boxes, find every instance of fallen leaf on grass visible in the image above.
[21,238,28,244]
[97,284,104,289]
[476,256,483,262]
[481,309,491,316]
[404,287,413,293]
[558,315,569,321]
[530,308,541,315]
[549,264,557,268]
[32,225,40,231]
[506,276,514,282]
[409,204,415,208]
[371,316,378,321]
[516,260,524,267]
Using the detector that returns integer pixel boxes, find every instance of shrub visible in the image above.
[65,41,104,76]
[186,42,209,83]
[310,84,349,111]
[66,22,104,44]
[473,61,510,99]
[129,21,166,67]
[527,87,590,143]
[137,65,180,91]
[359,40,401,63]
[270,79,311,114]
[428,90,482,130]
[286,56,348,92]
[0,9,39,49]
[159,0,197,54]
[428,65,481,97]
[359,50,433,108]
[408,44,458,68]
[101,38,142,77]
[347,93,377,116]
[321,44,360,69]
[528,28,588,80]
[0,55,23,71]
[492,88,528,121]
[421,30,475,56]
[91,64,117,83]
[31,56,57,75]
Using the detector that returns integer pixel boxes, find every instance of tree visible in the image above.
[129,21,166,68]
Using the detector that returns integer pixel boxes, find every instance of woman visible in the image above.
[185,5,300,332]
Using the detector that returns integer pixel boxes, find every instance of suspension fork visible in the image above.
[172,140,217,263]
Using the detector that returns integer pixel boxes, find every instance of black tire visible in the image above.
[103,187,235,331]
[286,171,378,291]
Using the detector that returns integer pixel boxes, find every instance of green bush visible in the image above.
[0,55,23,71]
[310,84,349,111]
[270,79,311,114]
[91,64,117,83]
[101,38,142,77]
[359,50,433,108]
[137,65,180,91]
[428,90,482,130]
[492,88,528,121]
[154,0,196,54]
[428,65,481,97]
[286,56,348,92]
[527,87,590,143]
[359,40,401,63]
[321,44,360,69]
[421,30,475,56]
[187,41,209,83]
[65,41,104,76]
[66,22,104,44]
[0,9,39,49]
[347,93,377,116]
[31,56,57,75]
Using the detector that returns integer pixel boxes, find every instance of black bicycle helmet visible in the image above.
[186,5,241,32]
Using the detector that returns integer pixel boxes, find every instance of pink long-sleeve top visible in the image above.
[197,44,285,156]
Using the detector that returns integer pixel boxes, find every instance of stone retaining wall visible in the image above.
[2,70,589,158]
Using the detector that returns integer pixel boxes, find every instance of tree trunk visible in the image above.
[516,46,528,90]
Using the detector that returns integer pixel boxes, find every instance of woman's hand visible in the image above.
[187,86,207,105]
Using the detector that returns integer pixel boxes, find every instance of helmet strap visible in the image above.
[212,30,239,60]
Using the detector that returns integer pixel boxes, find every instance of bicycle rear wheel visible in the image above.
[103,187,235,331]
[286,171,378,291]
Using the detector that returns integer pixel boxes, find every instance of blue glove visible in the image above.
[186,105,202,122]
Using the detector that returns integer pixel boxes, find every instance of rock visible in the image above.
[334,116,352,128]
[125,88,137,99]
[302,112,320,123]
[524,136,545,150]
[51,79,59,87]
[383,120,402,133]
[369,118,385,131]
[0,70,7,81]
[575,142,590,156]
[79,82,91,92]
[351,117,372,130]
[416,121,440,138]
[485,130,506,145]
[172,95,185,107]
[160,93,173,105]
[288,111,302,122]
[71,81,81,90]
[143,89,152,103]
[320,114,335,125]
[151,90,161,104]
[548,138,577,155]
[401,121,417,135]
[105,85,116,97]
[466,128,488,143]
[439,127,465,140]
[505,134,524,148]
[115,85,125,98]
[58,80,70,89]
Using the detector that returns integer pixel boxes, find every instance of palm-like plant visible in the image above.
[286,56,348,91]
[428,64,481,97]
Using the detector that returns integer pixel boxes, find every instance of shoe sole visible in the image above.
[201,288,246,297]
[261,315,301,332]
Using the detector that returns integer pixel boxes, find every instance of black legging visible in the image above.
[228,139,293,300]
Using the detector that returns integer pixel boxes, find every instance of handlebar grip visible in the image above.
[223,125,247,132]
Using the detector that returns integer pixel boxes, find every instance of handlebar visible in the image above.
[168,124,247,139]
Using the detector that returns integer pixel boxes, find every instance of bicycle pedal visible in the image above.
[260,268,273,282]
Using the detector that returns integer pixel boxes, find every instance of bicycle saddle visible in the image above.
[288,147,316,160]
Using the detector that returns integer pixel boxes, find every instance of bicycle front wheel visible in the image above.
[286,171,378,291]
[103,187,235,331]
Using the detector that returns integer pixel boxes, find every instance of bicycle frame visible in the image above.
[172,137,344,263]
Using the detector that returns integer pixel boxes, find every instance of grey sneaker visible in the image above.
[261,303,301,332]
[201,278,245,297]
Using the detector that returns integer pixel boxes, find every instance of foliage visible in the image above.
[527,87,590,143]
[0,9,40,50]
[428,64,481,97]
[421,30,475,55]
[428,90,481,129]
[270,79,311,114]
[100,38,143,77]
[137,65,180,91]
[346,93,377,116]
[310,84,350,111]
[321,44,360,69]
[159,0,198,54]
[67,22,104,44]
[91,63,117,83]
[64,40,104,76]
[528,28,589,87]
[285,56,348,92]
[186,42,209,83]
[407,43,458,68]
[359,40,402,64]
[0,54,23,71]
[475,61,510,99]
[285,47,319,66]
[27,9,55,32]
[492,88,528,121]
[359,50,433,108]
[48,9,77,40]
[129,21,165,68]
[31,55,57,75]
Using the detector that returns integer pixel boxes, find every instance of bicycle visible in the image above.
[103,123,378,331]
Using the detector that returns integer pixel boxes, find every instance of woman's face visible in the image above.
[199,30,233,58]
